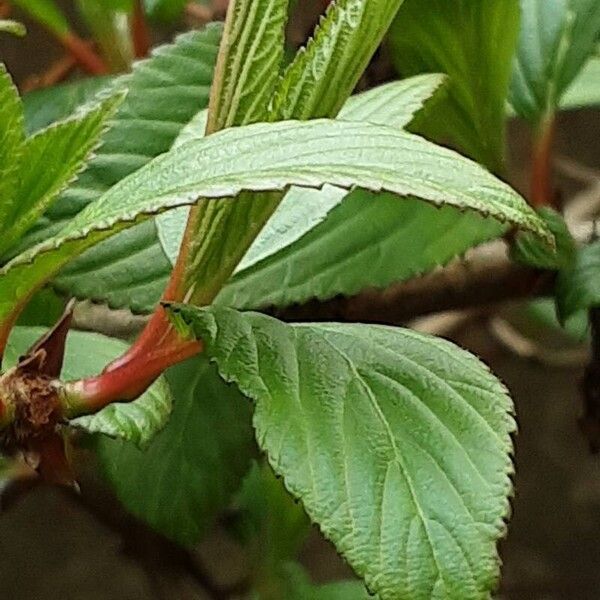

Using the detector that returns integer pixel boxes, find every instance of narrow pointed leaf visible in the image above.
[510,0,600,123]
[389,0,520,170]
[95,356,254,545]
[0,93,124,258]
[271,0,405,120]
[167,304,515,600]
[206,0,289,133]
[16,26,221,311]
[218,191,504,309]
[0,119,552,328]
[338,74,446,129]
[4,327,172,447]
[158,75,449,271]
[178,0,407,307]
[0,65,24,222]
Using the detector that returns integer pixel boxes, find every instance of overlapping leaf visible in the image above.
[218,192,503,309]
[0,119,551,330]
[510,0,600,123]
[560,55,600,110]
[389,0,520,170]
[0,93,123,258]
[96,356,254,544]
[167,304,515,600]
[157,76,447,270]
[510,207,576,270]
[4,327,172,447]
[271,0,404,120]
[206,0,290,133]
[17,25,222,311]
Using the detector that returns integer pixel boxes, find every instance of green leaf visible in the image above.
[158,75,449,270]
[233,461,310,569]
[23,76,114,135]
[75,0,133,71]
[338,74,446,129]
[389,0,520,171]
[0,19,27,36]
[0,92,124,258]
[144,0,187,23]
[272,0,405,120]
[4,327,172,447]
[0,119,552,328]
[560,55,600,110]
[218,192,504,309]
[167,304,515,600]
[510,0,600,123]
[178,0,407,308]
[95,355,254,545]
[510,207,576,270]
[525,297,590,342]
[0,65,25,226]
[16,289,65,327]
[206,0,290,133]
[312,580,373,600]
[556,240,600,322]
[252,561,373,600]
[17,25,221,311]
[12,0,70,36]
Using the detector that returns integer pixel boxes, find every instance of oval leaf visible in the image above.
[167,304,516,599]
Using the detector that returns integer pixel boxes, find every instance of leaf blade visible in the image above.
[0,65,25,226]
[0,119,551,328]
[0,92,124,258]
[168,304,515,600]
[556,240,600,322]
[389,0,520,170]
[509,0,600,123]
[95,355,254,544]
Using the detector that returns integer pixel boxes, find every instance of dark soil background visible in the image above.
[1,3,600,599]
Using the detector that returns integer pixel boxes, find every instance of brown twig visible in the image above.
[131,0,151,59]
[60,33,109,75]
[275,245,556,325]
[21,53,77,92]
[0,1,11,19]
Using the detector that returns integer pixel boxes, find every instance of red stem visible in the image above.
[530,116,556,208]
[64,337,201,417]
[131,0,151,59]
[60,33,109,75]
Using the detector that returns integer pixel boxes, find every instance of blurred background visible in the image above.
[1,1,599,598]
